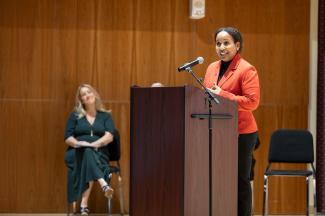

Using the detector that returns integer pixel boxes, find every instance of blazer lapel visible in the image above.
[214,62,221,83]
[218,54,241,87]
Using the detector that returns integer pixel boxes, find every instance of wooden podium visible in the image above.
[130,85,238,216]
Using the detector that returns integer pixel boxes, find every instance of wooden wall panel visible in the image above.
[0,0,310,214]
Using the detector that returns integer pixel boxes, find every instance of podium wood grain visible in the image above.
[130,85,238,216]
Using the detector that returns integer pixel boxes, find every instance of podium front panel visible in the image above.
[130,86,237,216]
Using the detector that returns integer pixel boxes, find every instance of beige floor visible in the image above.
[0,215,125,216]
[0,214,323,216]
[0,215,126,216]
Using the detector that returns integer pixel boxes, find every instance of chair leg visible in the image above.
[107,196,113,216]
[117,174,125,215]
[251,181,254,216]
[306,176,310,216]
[73,202,77,214]
[263,175,269,216]
[67,201,77,216]
[106,173,113,216]
[67,202,70,216]
[313,177,317,215]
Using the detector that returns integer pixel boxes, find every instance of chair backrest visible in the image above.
[106,129,121,161]
[268,129,314,163]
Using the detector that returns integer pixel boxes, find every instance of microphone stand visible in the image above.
[185,66,219,216]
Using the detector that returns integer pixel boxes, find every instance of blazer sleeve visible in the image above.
[219,66,260,111]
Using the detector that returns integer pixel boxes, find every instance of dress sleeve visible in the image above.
[104,112,115,133]
[64,112,77,140]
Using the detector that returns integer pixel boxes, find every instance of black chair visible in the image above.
[262,129,316,216]
[66,129,124,215]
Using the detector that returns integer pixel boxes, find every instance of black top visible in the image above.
[217,60,232,84]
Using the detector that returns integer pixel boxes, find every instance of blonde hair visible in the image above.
[74,84,110,118]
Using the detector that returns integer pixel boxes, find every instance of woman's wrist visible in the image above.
[98,141,104,147]
[96,141,106,148]
[75,141,80,148]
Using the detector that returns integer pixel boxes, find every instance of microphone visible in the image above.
[177,57,204,72]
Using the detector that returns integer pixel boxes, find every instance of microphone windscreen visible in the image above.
[197,56,204,64]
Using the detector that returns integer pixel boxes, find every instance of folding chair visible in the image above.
[262,129,316,216]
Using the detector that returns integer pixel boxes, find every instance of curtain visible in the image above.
[317,0,325,213]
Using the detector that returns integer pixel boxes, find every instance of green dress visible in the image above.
[64,111,115,203]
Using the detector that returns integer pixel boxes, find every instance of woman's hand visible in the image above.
[208,83,222,95]
[65,136,91,148]
[91,131,114,149]
[75,141,92,148]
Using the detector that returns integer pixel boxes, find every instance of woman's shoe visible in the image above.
[102,185,114,198]
[80,207,90,215]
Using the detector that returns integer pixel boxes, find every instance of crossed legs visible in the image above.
[80,178,114,209]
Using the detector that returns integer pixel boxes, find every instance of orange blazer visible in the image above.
[203,54,260,134]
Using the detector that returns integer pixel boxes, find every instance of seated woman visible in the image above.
[64,84,115,215]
